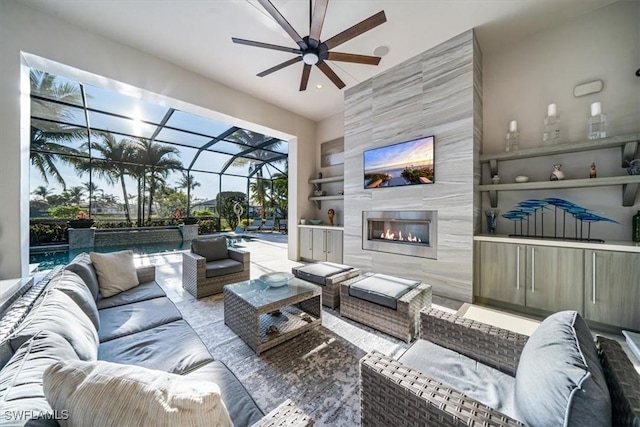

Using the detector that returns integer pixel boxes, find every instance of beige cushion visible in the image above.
[44,360,233,427]
[90,251,139,298]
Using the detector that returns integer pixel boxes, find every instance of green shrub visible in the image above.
[198,218,221,235]
[30,222,68,245]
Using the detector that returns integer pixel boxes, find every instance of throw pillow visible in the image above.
[89,250,139,298]
[192,236,228,262]
[513,310,611,427]
[50,270,100,330]
[44,360,233,427]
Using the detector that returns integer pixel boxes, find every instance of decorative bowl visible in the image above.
[260,272,294,288]
[308,219,322,225]
[515,175,529,183]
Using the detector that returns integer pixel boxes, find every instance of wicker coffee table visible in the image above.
[224,277,322,355]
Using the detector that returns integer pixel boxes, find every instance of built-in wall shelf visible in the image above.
[479,134,640,207]
[309,175,344,185]
[309,175,344,208]
[308,195,344,209]
[480,134,639,176]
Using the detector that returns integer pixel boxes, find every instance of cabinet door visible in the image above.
[478,241,525,305]
[326,230,343,263]
[525,245,583,313]
[312,229,326,261]
[299,228,314,260]
[584,250,640,329]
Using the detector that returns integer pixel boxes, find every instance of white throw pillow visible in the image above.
[89,251,139,298]
[43,360,233,427]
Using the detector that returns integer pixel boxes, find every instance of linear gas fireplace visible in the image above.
[362,210,437,259]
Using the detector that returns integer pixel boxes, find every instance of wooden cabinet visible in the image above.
[299,226,343,263]
[477,241,583,313]
[525,245,584,313]
[326,230,343,263]
[478,241,525,305]
[312,228,326,260]
[299,227,313,260]
[584,250,640,330]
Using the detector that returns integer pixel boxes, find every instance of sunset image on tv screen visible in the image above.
[363,136,434,188]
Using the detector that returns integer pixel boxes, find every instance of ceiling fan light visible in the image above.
[302,52,319,65]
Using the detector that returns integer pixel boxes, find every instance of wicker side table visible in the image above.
[224,278,321,355]
[340,273,432,342]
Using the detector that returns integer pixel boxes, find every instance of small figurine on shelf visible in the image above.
[327,209,335,226]
[590,162,597,179]
[318,172,323,179]
[550,164,565,181]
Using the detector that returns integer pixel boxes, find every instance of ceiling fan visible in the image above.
[232,0,387,91]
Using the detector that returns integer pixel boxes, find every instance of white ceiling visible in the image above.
[20,0,615,122]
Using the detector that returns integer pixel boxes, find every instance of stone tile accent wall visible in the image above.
[94,228,183,247]
[343,30,481,302]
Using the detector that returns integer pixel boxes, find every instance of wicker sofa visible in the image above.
[360,307,640,426]
[0,255,311,426]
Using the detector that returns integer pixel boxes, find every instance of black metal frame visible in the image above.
[29,76,288,227]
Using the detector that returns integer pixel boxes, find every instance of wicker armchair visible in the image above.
[182,237,250,298]
[360,308,640,427]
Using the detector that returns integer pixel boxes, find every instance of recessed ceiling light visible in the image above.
[316,84,323,89]
[373,45,390,57]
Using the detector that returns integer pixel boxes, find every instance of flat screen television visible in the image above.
[363,135,434,189]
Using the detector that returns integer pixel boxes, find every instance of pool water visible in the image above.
[30,241,189,271]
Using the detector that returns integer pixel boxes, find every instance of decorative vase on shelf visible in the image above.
[485,210,499,234]
[505,120,519,152]
[550,164,565,181]
[542,103,561,145]
[587,102,607,140]
[492,175,501,185]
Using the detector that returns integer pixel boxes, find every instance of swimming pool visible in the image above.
[29,241,189,271]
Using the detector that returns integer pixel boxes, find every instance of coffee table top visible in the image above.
[224,277,320,309]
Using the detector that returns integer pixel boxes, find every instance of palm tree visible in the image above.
[83,133,136,222]
[176,171,200,215]
[30,70,84,188]
[65,186,85,205]
[31,185,52,203]
[135,140,182,221]
[227,129,285,218]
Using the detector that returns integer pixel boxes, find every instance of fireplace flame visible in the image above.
[380,229,422,243]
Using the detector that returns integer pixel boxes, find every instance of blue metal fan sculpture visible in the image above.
[501,198,618,242]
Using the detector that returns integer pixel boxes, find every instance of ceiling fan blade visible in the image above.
[323,10,386,50]
[309,0,329,48]
[299,64,312,91]
[316,61,345,89]
[232,38,302,54]
[257,0,308,50]
[257,57,302,77]
[327,52,381,65]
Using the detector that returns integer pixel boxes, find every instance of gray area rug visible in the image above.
[174,293,410,426]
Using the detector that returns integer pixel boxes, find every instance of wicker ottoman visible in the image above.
[340,273,432,342]
[291,262,360,309]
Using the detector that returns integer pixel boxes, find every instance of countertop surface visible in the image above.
[474,234,640,253]
[298,224,344,230]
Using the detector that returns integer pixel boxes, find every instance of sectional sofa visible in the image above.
[0,253,311,426]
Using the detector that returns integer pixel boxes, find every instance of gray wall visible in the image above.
[482,1,640,240]
[343,30,482,303]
